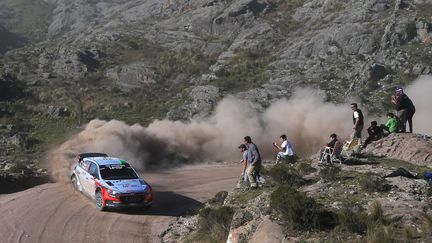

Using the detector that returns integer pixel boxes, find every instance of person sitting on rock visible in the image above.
[363,121,384,148]
[381,112,398,134]
[272,134,294,164]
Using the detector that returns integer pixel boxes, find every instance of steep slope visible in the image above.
[1,0,431,115]
[0,0,431,177]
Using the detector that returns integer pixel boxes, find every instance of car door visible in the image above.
[75,160,90,191]
[83,162,99,198]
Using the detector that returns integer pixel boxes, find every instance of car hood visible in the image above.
[103,179,148,194]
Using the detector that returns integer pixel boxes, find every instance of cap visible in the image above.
[238,144,247,149]
[395,86,403,92]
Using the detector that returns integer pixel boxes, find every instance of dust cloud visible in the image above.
[131,88,355,162]
[405,75,432,136]
[49,88,359,182]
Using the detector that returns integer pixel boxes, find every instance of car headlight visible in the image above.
[139,180,149,191]
[107,189,119,198]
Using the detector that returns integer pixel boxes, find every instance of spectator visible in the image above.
[363,121,383,148]
[391,86,415,132]
[272,134,294,164]
[350,103,364,142]
[244,136,262,189]
[237,144,248,185]
[318,133,341,164]
[381,112,398,134]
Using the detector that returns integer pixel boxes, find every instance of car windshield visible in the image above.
[100,166,138,180]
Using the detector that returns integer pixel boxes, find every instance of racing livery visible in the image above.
[71,153,153,211]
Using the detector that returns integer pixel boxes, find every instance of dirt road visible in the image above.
[0,163,240,243]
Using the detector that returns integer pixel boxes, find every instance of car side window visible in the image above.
[79,160,90,170]
[88,162,99,179]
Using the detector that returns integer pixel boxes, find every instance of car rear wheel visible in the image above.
[95,191,106,211]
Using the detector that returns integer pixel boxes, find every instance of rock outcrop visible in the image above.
[364,133,432,166]
[1,0,431,115]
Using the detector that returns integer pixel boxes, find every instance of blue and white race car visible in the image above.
[71,153,153,211]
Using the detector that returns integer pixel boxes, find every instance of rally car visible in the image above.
[70,153,154,211]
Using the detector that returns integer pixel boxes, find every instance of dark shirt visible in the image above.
[395,93,415,112]
[326,139,338,148]
[352,109,364,127]
[367,125,383,139]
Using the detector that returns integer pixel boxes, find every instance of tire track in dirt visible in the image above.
[0,163,240,243]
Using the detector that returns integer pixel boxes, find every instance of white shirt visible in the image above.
[353,111,359,119]
[281,140,294,156]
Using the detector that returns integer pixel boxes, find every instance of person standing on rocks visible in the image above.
[391,86,415,133]
[350,103,364,143]
[244,136,261,189]
[237,144,248,186]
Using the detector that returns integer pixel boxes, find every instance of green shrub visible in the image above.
[228,189,262,205]
[262,164,306,188]
[296,161,317,175]
[359,173,391,192]
[208,191,228,206]
[405,21,417,41]
[7,162,31,174]
[156,49,216,80]
[336,203,367,234]
[366,223,396,243]
[421,213,432,237]
[319,166,341,182]
[194,206,235,243]
[369,200,392,226]
[270,185,321,230]
[209,50,272,92]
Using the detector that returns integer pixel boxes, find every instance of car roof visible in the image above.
[84,157,128,166]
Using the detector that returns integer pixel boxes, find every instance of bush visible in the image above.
[194,206,235,243]
[369,200,392,226]
[262,164,306,188]
[208,191,228,206]
[405,21,417,41]
[296,161,317,175]
[336,203,367,234]
[7,163,32,174]
[421,213,432,237]
[319,166,341,182]
[366,223,396,243]
[270,185,321,230]
[209,50,272,92]
[359,173,391,192]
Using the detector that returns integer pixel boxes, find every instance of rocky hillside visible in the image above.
[0,1,431,174]
[161,133,432,242]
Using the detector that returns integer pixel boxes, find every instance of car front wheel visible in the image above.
[95,190,106,211]
[71,175,79,191]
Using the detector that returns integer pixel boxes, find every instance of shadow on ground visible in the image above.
[0,174,51,194]
[116,191,203,217]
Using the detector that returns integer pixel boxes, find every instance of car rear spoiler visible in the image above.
[77,153,108,162]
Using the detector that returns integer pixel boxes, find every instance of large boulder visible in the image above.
[248,217,285,243]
